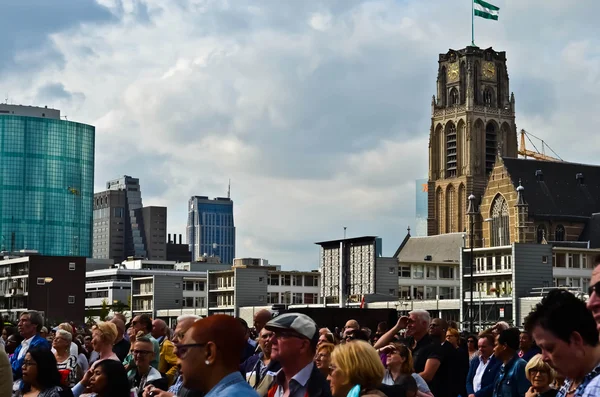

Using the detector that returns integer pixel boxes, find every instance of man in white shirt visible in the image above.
[10,310,50,380]
[466,333,502,397]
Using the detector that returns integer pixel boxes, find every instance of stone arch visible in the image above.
[458,183,466,232]
[435,123,444,179]
[485,120,499,176]
[489,194,510,246]
[449,87,459,105]
[436,187,444,234]
[445,121,457,178]
[554,224,565,241]
[446,184,457,233]
[500,122,511,156]
[456,119,466,176]
[473,118,485,175]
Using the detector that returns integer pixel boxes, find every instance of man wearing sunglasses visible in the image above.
[264,313,332,397]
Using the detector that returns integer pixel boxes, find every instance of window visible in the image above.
[554,278,567,287]
[259,277,264,283]
[196,282,205,291]
[537,224,547,243]
[490,195,510,247]
[399,286,410,299]
[450,88,459,105]
[542,255,548,264]
[553,253,566,268]
[570,278,580,288]
[413,286,424,300]
[184,281,194,291]
[183,297,194,307]
[282,275,291,286]
[568,254,574,268]
[69,262,76,271]
[439,266,454,279]
[439,287,454,299]
[293,293,303,304]
[304,293,318,304]
[304,275,317,286]
[582,254,590,269]
[282,292,291,304]
[267,292,279,304]
[68,296,75,304]
[555,225,565,241]
[425,286,436,299]
[483,88,493,105]
[389,267,395,274]
[399,265,411,278]
[412,265,424,279]
[388,289,396,296]
[269,274,279,286]
[426,266,437,279]
[446,124,457,178]
[37,278,46,285]
[292,275,303,286]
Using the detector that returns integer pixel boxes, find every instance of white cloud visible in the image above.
[3,0,600,268]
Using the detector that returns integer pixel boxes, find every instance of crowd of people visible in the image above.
[0,259,598,397]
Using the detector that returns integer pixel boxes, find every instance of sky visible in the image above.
[1,0,600,270]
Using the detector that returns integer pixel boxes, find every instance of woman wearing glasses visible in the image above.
[524,354,557,397]
[15,346,73,397]
[380,343,433,397]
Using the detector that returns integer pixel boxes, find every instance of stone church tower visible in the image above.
[427,46,518,238]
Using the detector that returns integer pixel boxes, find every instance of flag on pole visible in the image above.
[474,0,500,21]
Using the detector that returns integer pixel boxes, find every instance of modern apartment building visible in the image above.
[207,265,320,316]
[0,253,86,323]
[187,196,235,264]
[0,105,95,257]
[316,236,397,307]
[93,176,167,262]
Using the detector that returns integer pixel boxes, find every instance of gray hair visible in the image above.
[21,311,44,332]
[177,314,201,322]
[55,329,73,343]
[409,309,431,325]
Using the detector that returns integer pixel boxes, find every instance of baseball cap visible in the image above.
[264,313,318,342]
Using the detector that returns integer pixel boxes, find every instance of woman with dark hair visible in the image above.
[15,346,74,397]
[72,359,131,397]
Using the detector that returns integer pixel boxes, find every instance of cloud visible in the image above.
[2,0,600,269]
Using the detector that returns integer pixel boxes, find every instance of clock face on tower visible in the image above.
[447,63,459,82]
[483,61,496,79]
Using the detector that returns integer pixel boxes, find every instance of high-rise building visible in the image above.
[187,196,235,264]
[0,104,95,256]
[93,176,167,262]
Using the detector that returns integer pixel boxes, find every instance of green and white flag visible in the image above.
[474,0,500,20]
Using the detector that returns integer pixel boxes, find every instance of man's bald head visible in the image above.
[253,309,272,333]
[344,319,360,330]
[152,319,168,339]
[172,316,199,344]
[187,315,245,370]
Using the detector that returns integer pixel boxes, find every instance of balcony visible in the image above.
[465,291,512,300]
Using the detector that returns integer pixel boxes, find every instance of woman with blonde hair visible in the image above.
[524,354,558,397]
[380,343,433,397]
[90,322,119,365]
[328,340,388,397]
[315,342,335,378]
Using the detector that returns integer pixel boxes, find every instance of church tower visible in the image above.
[427,47,518,238]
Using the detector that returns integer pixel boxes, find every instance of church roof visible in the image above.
[502,157,600,219]
[395,233,464,263]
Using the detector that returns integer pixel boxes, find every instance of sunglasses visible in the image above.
[588,281,600,296]
[174,343,207,358]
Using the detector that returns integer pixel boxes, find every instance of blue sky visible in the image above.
[1,0,599,269]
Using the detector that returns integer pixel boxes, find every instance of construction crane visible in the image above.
[518,129,563,162]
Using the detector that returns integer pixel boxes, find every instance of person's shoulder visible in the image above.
[582,375,600,397]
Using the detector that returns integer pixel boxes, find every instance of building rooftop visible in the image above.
[315,236,378,246]
[0,104,61,119]
[394,233,464,263]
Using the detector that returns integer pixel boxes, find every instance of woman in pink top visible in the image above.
[90,322,120,366]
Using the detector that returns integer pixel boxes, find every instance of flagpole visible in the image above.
[471,0,475,46]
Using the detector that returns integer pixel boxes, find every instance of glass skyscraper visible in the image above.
[0,105,95,256]
[187,196,235,264]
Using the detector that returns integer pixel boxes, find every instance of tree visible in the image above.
[99,299,110,321]
[111,300,128,313]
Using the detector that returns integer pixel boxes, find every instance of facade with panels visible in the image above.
[187,196,235,264]
[92,190,126,260]
[0,105,94,257]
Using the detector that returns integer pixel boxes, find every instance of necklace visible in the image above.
[566,381,580,394]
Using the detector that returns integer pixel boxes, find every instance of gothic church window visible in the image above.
[484,88,493,105]
[537,224,547,243]
[490,195,509,247]
[436,188,443,234]
[446,185,456,233]
[555,225,565,241]
[450,88,459,105]
[485,123,496,175]
[446,123,457,178]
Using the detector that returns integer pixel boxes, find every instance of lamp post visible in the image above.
[44,277,53,326]
[466,194,477,333]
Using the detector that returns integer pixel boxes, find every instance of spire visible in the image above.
[516,179,527,206]
[407,226,411,236]
[227,179,231,199]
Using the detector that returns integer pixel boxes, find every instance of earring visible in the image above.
[205,360,210,365]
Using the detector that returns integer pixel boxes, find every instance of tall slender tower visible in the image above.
[427,46,518,240]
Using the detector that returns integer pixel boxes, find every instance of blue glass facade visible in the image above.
[0,115,95,256]
[187,196,235,264]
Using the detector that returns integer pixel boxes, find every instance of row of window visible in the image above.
[267,292,319,305]
[398,286,457,300]
[475,255,512,273]
[553,253,590,268]
[183,281,205,291]
[268,274,319,287]
[399,265,455,280]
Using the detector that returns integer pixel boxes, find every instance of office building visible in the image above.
[187,196,235,264]
[0,104,95,256]
[0,253,86,323]
[316,236,397,307]
[93,176,167,262]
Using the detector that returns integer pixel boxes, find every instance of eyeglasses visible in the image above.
[272,330,304,340]
[132,350,153,356]
[328,365,337,375]
[588,281,600,296]
[529,369,548,375]
[174,343,207,358]
[22,360,37,367]
[468,339,477,344]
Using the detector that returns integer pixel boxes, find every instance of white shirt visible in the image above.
[473,356,491,393]
[17,336,35,360]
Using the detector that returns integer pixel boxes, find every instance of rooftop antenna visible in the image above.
[343,227,347,239]
[227,179,231,199]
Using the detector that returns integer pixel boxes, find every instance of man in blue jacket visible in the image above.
[11,310,50,380]
[492,328,530,397]
[466,333,502,397]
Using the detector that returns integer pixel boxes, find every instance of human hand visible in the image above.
[525,386,536,397]
[81,368,93,387]
[396,316,409,330]
[143,385,174,397]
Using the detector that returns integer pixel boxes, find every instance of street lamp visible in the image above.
[44,277,53,326]
[466,194,477,333]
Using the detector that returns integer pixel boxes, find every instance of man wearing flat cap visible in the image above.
[264,313,331,397]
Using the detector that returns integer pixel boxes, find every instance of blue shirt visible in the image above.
[561,362,600,397]
[493,354,530,397]
[205,371,258,397]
